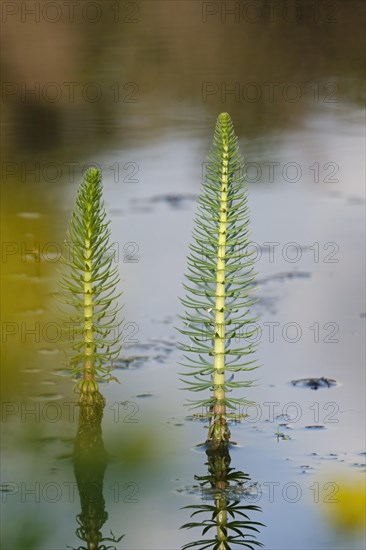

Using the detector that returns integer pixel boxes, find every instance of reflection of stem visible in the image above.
[208,442,230,548]
[216,495,228,549]
[72,394,123,550]
[181,430,264,550]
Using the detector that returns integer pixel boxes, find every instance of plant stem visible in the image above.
[84,228,95,381]
[213,119,229,441]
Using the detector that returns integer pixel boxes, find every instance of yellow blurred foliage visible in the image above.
[322,474,366,534]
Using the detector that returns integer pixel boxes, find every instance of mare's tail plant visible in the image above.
[59,167,122,406]
[178,113,259,446]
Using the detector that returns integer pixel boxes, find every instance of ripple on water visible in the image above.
[19,308,46,315]
[37,437,74,460]
[38,436,74,444]
[258,271,311,285]
[17,212,42,219]
[275,413,293,422]
[31,393,64,401]
[51,368,71,378]
[21,368,41,374]
[114,355,148,369]
[9,274,44,283]
[37,348,60,355]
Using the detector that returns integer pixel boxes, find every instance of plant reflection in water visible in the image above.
[69,393,124,550]
[181,434,264,550]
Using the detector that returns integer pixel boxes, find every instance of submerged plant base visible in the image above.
[207,413,232,449]
[77,389,106,423]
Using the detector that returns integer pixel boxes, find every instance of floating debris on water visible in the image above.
[305,425,326,430]
[276,434,292,441]
[321,454,339,461]
[291,377,338,390]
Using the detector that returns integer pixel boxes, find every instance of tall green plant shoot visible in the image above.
[178,113,259,446]
[59,167,122,405]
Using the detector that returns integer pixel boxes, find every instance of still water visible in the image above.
[1,1,365,549]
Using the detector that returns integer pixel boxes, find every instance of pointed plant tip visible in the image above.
[84,165,102,180]
[218,112,232,126]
